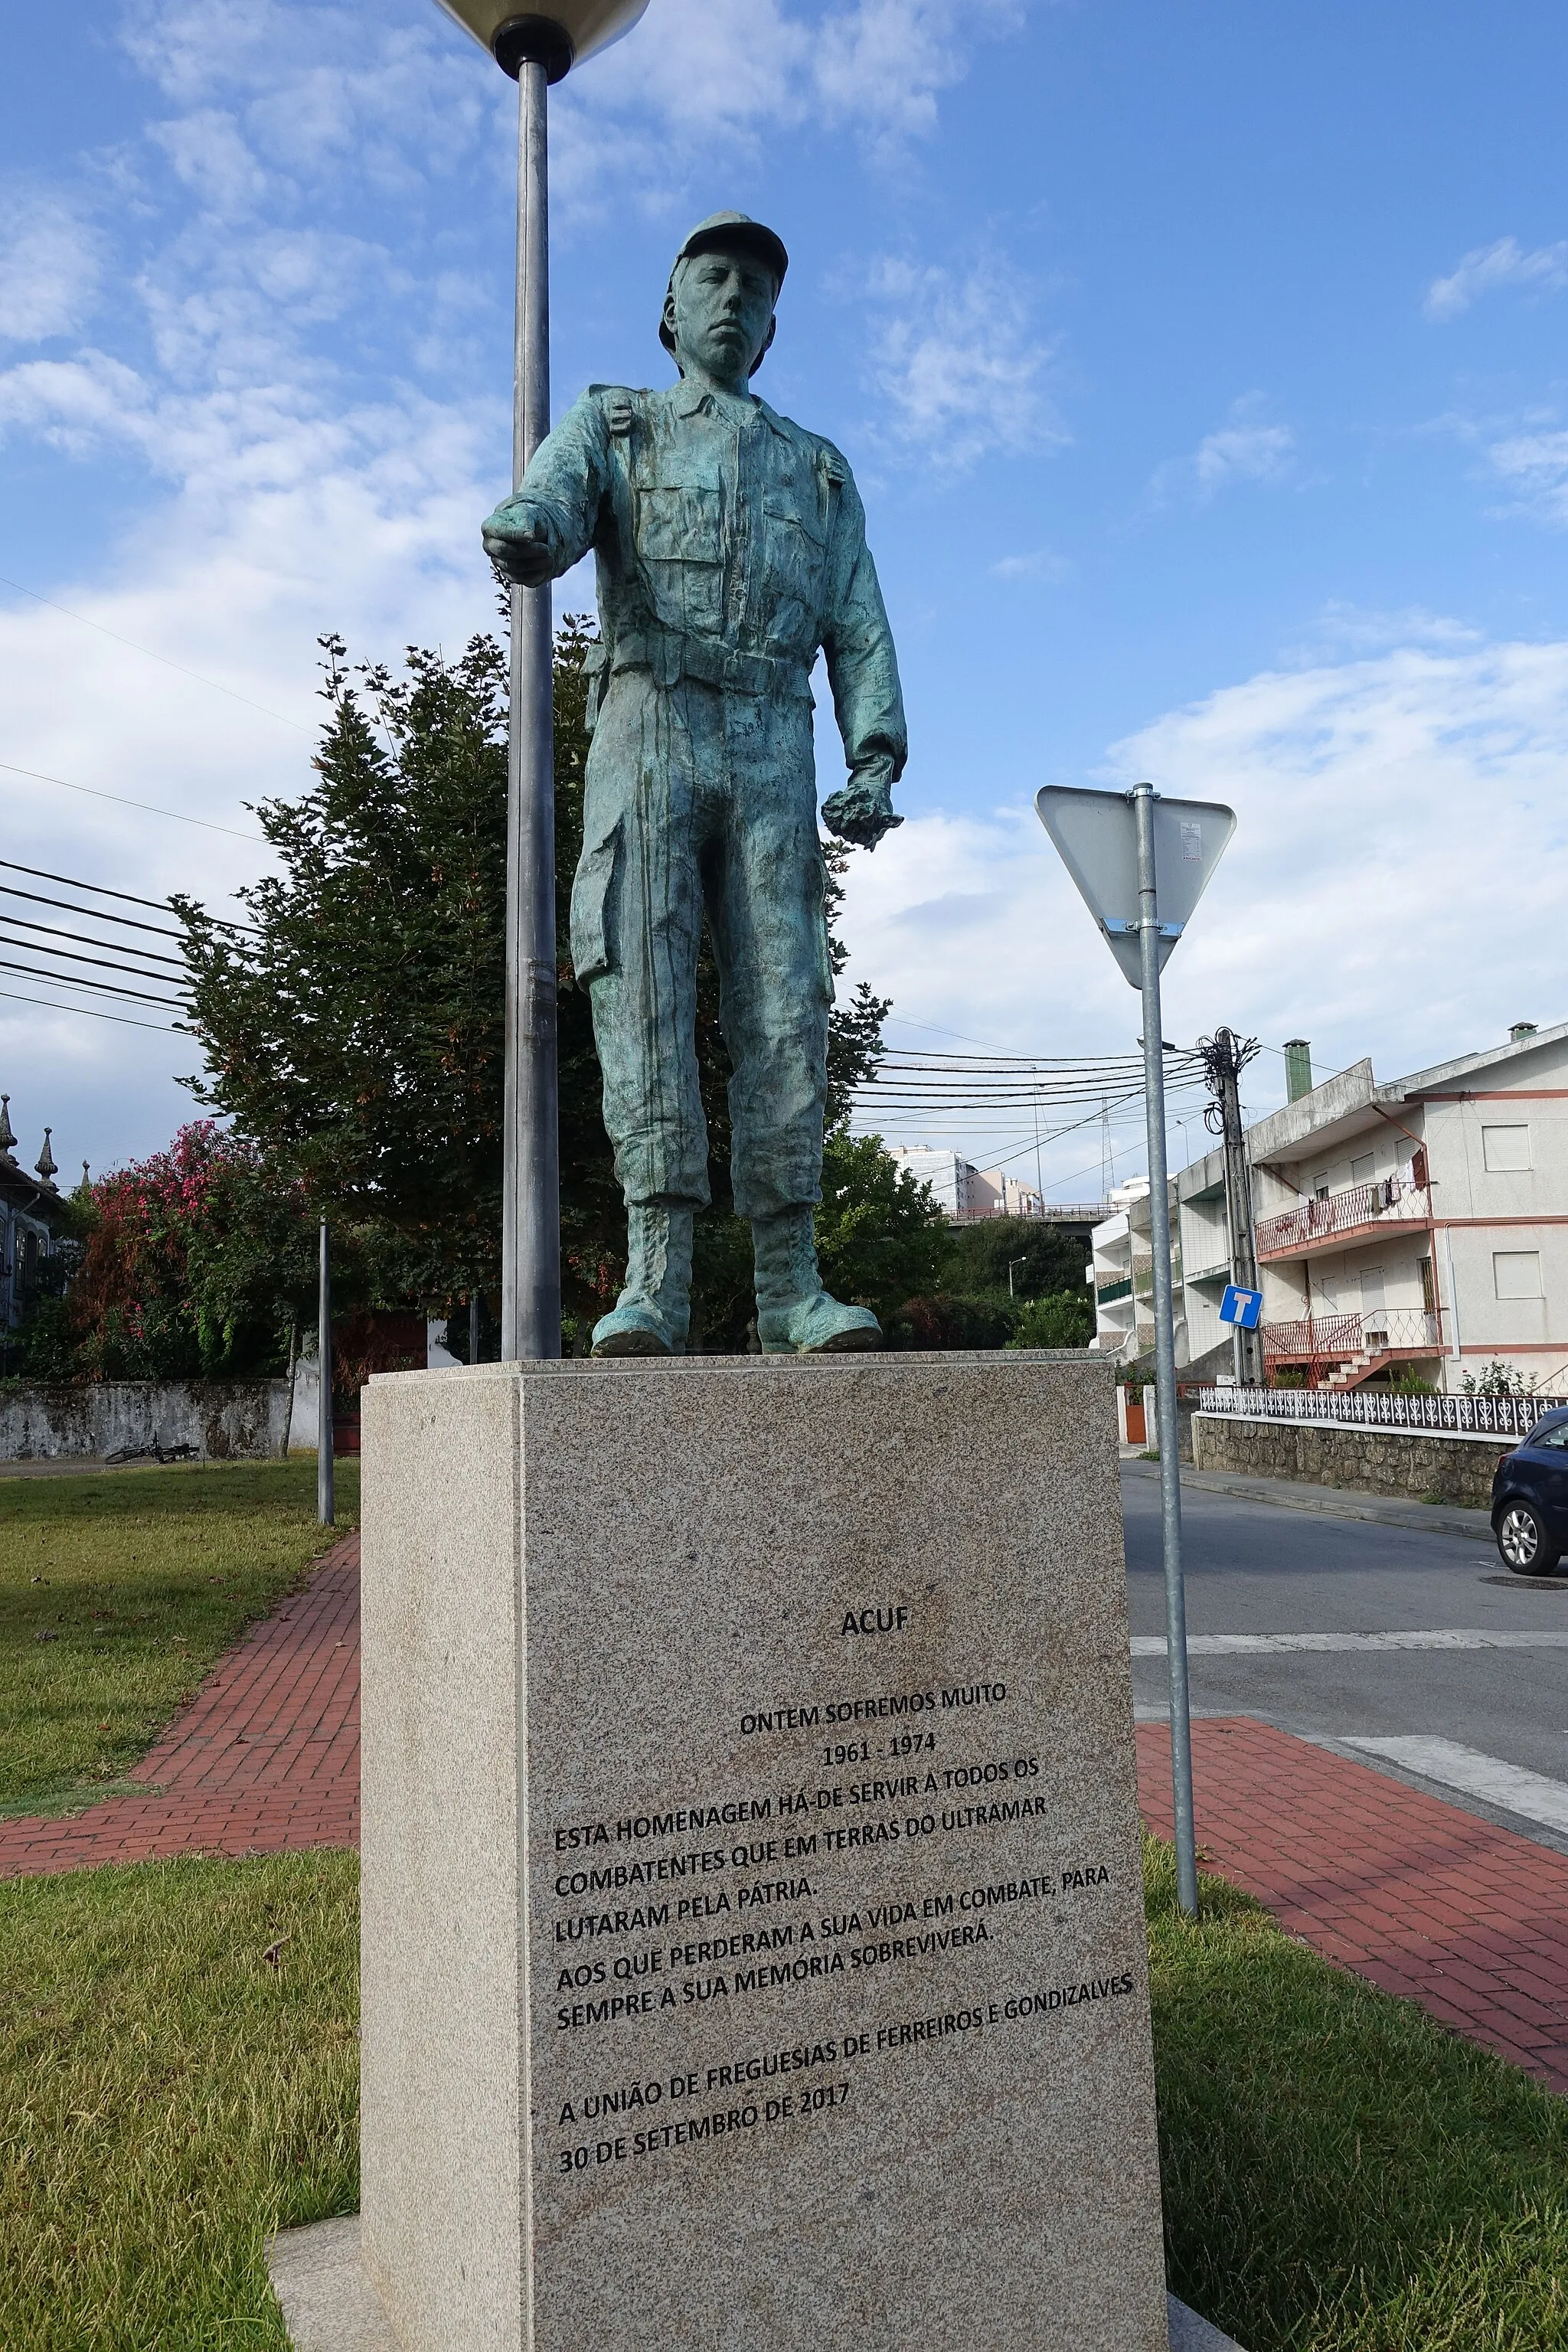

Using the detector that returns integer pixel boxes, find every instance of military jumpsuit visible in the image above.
[501,379,906,1220]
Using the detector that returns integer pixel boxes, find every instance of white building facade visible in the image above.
[1093,1020,1568,1393]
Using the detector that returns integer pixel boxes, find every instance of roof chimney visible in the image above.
[1510,1021,1537,1044]
[1283,1039,1313,1102]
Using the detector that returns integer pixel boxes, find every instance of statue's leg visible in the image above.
[709,700,880,1355]
[573,681,709,1357]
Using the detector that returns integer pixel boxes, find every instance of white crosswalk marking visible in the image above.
[1344,1736,1568,1835]
[1129,1629,1568,1656]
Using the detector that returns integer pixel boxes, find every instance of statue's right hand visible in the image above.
[482,499,556,587]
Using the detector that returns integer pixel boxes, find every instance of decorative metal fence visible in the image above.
[1194,1387,1560,1438]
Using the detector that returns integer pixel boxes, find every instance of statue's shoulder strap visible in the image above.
[586,384,653,440]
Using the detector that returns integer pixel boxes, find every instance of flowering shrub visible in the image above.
[58,1123,316,1382]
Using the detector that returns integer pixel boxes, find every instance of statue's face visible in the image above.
[666,245,777,385]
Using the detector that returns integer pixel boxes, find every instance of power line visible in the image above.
[0,982,179,1035]
[0,956,185,1010]
[0,574,312,734]
[0,880,188,941]
[0,915,187,971]
[0,855,216,918]
[0,760,264,842]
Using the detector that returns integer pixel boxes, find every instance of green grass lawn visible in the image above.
[0,1852,358,2352]
[0,1459,358,1818]
[1148,1841,1568,2350]
[2,1838,1563,2349]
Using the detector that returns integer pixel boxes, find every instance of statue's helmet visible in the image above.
[660,212,789,377]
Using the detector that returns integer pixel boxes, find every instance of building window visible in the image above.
[1494,1250,1542,1300]
[1350,1152,1374,1183]
[1482,1125,1530,1173]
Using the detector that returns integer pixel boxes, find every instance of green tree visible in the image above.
[177,624,898,1350]
[948,1213,1093,1303]
[815,1130,954,1328]
[1007,1290,1094,1350]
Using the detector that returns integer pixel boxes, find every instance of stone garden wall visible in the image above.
[0,1375,309,1462]
[1191,1411,1502,1508]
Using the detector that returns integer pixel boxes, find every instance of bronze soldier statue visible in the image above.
[483,213,906,1356]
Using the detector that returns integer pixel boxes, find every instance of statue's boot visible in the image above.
[591,1204,694,1357]
[751,1207,883,1355]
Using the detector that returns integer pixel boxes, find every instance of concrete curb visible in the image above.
[1124,1456,1495,1544]
[266,2216,1247,2350]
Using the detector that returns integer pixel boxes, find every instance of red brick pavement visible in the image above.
[1138,1715,1568,2096]
[8,1550,1567,2105]
[0,1534,361,1878]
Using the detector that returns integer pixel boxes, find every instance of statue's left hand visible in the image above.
[482,498,556,587]
[822,769,903,851]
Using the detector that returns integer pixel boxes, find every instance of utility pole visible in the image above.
[1198,1027,1263,1387]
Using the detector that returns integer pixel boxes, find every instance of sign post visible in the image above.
[1036,780,1236,1918]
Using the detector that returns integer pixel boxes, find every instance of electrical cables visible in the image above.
[0,858,198,1027]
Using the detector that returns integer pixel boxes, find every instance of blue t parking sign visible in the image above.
[1220,1283,1263,1330]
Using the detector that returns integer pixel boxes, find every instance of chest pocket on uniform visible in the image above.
[762,490,825,596]
[635,482,724,637]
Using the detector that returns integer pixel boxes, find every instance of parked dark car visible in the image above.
[1491,1407,1568,1573]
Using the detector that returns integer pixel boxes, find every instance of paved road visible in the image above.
[1122,1466,1568,1842]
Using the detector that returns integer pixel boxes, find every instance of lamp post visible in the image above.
[433,0,648,1361]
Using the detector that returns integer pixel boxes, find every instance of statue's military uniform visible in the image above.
[499,377,906,1220]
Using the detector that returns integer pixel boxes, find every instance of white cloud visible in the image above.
[991,547,1069,581]
[1285,602,1484,659]
[836,630,1568,1182]
[814,0,1022,153]
[1194,418,1293,492]
[149,108,270,214]
[1425,236,1568,322]
[1488,429,1568,527]
[0,0,1027,1174]
[0,194,103,344]
[858,253,1063,469]
[1147,394,1294,510]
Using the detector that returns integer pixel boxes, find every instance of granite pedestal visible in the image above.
[358,1354,1171,2352]
[266,2216,1248,2348]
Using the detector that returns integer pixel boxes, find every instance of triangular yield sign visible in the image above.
[1035,786,1236,988]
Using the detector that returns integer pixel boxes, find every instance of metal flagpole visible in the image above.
[317,1219,335,1528]
[1131,782,1198,1917]
[501,53,562,1363]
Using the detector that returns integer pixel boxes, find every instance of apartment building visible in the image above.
[1086,1178,1156,1357]
[885,1145,1102,1227]
[1093,1019,1568,1393]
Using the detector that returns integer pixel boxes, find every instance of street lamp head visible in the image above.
[433,0,648,80]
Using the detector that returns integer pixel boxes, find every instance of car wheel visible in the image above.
[1495,1501,1560,1575]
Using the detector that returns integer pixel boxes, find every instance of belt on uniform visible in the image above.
[606,628,812,701]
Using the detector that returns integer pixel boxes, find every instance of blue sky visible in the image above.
[5,0,1568,1200]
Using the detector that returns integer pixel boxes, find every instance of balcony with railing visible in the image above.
[1261,1307,1442,1383]
[1254,1181,1432,1265]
